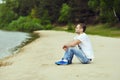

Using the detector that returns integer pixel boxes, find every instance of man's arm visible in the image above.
[63,40,81,51]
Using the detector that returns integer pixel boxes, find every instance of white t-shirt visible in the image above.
[74,33,94,59]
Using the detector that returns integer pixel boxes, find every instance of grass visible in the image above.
[53,24,120,37]
[86,24,120,37]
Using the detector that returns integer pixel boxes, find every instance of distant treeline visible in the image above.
[0,0,120,32]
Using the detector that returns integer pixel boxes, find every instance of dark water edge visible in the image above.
[0,31,39,60]
[13,32,40,52]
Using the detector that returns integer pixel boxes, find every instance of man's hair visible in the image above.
[78,23,86,32]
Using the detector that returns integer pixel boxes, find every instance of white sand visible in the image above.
[0,30,120,80]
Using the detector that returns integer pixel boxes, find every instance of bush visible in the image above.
[7,16,54,32]
[67,23,74,30]
[43,24,53,30]
[8,16,44,32]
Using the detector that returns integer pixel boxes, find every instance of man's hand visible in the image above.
[62,40,81,51]
[62,45,68,51]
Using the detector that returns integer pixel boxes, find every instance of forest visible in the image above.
[0,0,120,32]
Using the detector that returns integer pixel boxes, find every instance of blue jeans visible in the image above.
[63,47,90,64]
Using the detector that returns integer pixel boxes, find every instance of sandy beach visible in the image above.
[0,30,120,80]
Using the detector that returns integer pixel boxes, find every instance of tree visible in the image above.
[88,0,120,24]
[58,3,71,23]
[37,0,66,23]
[0,2,18,27]
[114,0,120,21]
[14,0,40,16]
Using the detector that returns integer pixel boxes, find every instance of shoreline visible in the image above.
[0,31,40,66]
[0,30,120,80]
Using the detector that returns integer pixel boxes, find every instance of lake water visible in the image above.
[0,30,30,59]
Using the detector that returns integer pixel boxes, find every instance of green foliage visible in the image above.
[7,16,43,32]
[7,16,53,32]
[37,0,65,22]
[113,0,120,21]
[40,10,51,25]
[58,3,71,23]
[44,24,53,30]
[5,0,19,10]
[67,23,74,31]
[0,0,119,31]
[13,0,40,16]
[88,0,120,24]
[68,0,92,23]
[0,4,18,28]
[88,0,99,9]
[30,8,39,18]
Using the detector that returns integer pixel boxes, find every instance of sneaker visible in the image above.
[55,60,69,65]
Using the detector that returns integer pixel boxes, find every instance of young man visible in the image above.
[55,23,94,65]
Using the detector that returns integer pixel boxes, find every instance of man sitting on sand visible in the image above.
[55,23,94,65]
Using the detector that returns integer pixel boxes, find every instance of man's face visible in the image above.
[75,24,83,34]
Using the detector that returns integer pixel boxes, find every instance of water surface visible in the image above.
[0,30,30,59]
